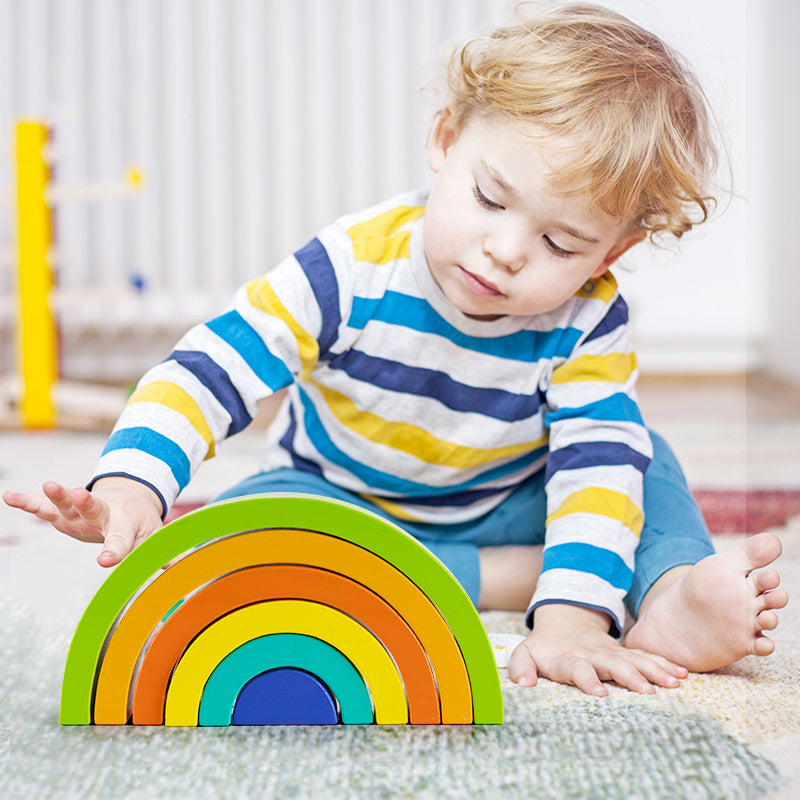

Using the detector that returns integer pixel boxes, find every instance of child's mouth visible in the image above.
[459,267,503,297]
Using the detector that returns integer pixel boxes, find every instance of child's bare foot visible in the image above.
[625,533,788,672]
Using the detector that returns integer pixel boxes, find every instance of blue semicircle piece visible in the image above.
[231,668,339,725]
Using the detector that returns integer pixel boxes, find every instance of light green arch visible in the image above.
[60,494,503,725]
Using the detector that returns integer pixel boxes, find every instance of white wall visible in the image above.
[0,0,787,381]
[754,0,800,386]
[596,0,757,374]
[0,0,514,379]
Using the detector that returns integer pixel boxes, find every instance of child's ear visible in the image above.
[428,106,459,172]
[591,229,647,278]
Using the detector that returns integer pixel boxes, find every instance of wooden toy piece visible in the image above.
[163,600,409,726]
[131,563,440,725]
[14,121,58,428]
[231,669,339,726]
[60,494,504,726]
[199,634,373,725]
[105,530,467,725]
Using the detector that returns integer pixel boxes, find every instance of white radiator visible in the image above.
[1,0,510,379]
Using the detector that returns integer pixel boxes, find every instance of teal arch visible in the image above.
[198,633,374,725]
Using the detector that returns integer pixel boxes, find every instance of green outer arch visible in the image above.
[198,633,374,725]
[59,493,503,724]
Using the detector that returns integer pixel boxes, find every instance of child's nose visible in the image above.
[483,233,526,273]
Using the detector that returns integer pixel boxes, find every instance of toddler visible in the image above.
[4,3,786,697]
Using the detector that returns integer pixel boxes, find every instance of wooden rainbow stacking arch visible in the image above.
[60,494,504,726]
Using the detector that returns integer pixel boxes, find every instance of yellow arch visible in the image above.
[163,600,409,726]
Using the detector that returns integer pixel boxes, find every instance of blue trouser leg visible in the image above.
[212,430,714,615]
[625,431,715,615]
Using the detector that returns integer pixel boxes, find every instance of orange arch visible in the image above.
[93,529,472,725]
[131,564,440,724]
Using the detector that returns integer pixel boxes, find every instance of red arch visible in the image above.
[132,563,440,724]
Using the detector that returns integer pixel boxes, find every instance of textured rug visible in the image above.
[1,522,798,799]
[692,490,800,534]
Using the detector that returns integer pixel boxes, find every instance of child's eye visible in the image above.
[473,184,504,211]
[544,235,576,258]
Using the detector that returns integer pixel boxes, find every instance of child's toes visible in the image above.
[744,533,782,570]
[754,568,780,593]
[756,609,778,632]
[764,587,789,610]
[752,634,776,657]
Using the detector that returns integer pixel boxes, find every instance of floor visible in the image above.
[1,372,799,798]
[636,373,800,489]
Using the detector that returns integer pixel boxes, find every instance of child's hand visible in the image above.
[507,603,688,696]
[3,476,163,567]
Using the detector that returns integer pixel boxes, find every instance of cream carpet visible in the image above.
[0,523,797,799]
[1,428,798,799]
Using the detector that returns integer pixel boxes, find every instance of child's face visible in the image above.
[424,109,644,320]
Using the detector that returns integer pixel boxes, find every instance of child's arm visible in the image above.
[2,476,163,567]
[88,231,355,524]
[530,285,651,638]
[5,228,355,562]
[509,282,681,693]
[507,603,687,695]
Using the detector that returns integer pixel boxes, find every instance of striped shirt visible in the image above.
[93,190,652,630]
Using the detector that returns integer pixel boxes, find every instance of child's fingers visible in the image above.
[41,480,69,500]
[623,649,687,685]
[555,658,610,697]
[42,483,107,542]
[2,489,42,513]
[96,508,141,567]
[5,482,150,569]
[69,487,109,527]
[3,488,56,517]
[5,486,83,533]
[42,481,84,523]
[587,649,689,694]
[96,502,161,568]
[508,639,611,696]
[629,659,681,688]
[507,641,539,688]
[596,654,657,694]
[97,530,134,567]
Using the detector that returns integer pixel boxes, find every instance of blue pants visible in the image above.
[213,431,714,617]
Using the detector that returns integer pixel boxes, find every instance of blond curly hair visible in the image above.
[442,3,720,240]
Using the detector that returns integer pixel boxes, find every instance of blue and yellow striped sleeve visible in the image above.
[91,230,351,513]
[528,281,653,635]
